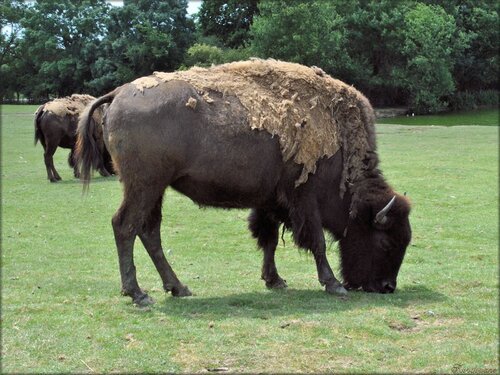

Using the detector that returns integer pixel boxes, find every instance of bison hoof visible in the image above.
[171,285,192,297]
[133,293,155,306]
[325,282,348,296]
[265,277,288,289]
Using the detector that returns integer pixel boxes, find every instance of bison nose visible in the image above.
[381,280,396,293]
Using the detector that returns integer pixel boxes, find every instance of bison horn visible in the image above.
[374,196,397,225]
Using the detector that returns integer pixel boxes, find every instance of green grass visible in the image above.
[1,105,498,373]
[378,108,499,126]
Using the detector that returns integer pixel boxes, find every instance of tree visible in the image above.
[250,1,349,77]
[333,0,411,106]
[198,0,259,48]
[452,1,498,92]
[400,3,467,112]
[15,0,111,99]
[0,0,27,100]
[89,0,195,93]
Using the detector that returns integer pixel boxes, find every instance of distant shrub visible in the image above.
[474,90,499,107]
[182,43,253,69]
[221,47,253,63]
[450,90,499,111]
[450,91,476,111]
[183,43,224,68]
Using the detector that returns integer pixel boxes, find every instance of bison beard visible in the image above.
[76,59,411,305]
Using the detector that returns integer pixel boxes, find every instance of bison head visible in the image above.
[339,193,411,293]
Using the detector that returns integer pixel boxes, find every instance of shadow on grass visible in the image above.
[153,284,447,318]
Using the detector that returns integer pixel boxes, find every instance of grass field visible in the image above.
[379,108,498,126]
[1,105,498,373]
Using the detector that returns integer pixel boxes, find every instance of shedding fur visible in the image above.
[130,59,376,190]
[185,97,198,109]
[41,94,95,117]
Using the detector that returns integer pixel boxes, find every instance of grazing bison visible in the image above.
[34,94,112,182]
[76,59,411,305]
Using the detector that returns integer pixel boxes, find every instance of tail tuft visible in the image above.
[75,90,118,190]
[34,105,45,146]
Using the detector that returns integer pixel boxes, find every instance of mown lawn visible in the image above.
[1,105,498,373]
[378,107,498,126]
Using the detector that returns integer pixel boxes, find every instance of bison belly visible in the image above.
[171,131,286,208]
[39,114,77,149]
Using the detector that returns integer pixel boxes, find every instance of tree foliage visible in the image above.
[14,0,111,99]
[87,0,194,93]
[249,0,497,112]
[251,1,348,72]
[198,0,258,48]
[331,0,410,106]
[0,0,27,99]
[399,3,467,112]
[2,0,194,100]
[182,43,252,68]
[451,1,498,92]
[183,43,224,67]
[1,0,497,113]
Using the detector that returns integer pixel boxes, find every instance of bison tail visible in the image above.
[75,89,118,189]
[34,105,45,146]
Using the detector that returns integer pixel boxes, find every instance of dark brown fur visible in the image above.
[76,77,411,305]
[34,99,113,182]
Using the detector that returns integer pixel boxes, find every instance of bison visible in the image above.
[76,59,411,305]
[34,94,112,182]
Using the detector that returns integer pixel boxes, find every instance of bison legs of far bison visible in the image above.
[40,139,63,182]
[112,183,191,305]
[42,143,80,182]
[68,149,80,179]
[41,141,110,183]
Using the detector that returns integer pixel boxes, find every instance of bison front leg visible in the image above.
[290,206,347,296]
[138,194,191,298]
[314,250,347,296]
[248,209,287,289]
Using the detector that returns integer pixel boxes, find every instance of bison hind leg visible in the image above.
[248,209,288,289]
[43,142,61,182]
[98,167,111,177]
[112,180,192,305]
[138,192,191,298]
[68,148,80,178]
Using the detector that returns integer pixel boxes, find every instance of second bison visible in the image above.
[34,94,112,182]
